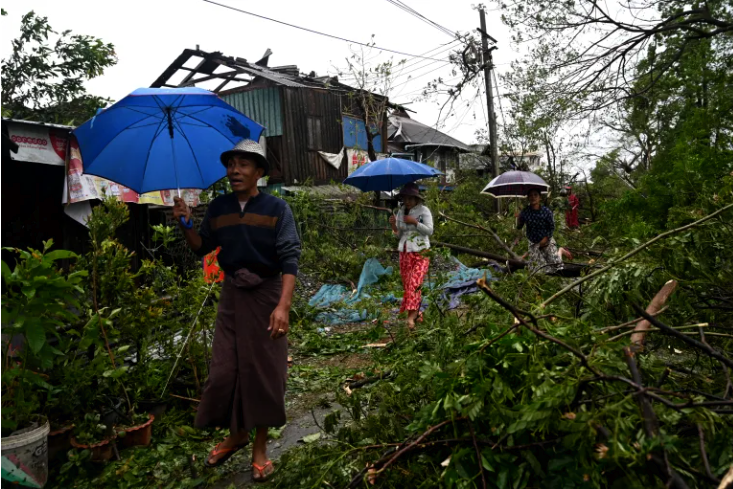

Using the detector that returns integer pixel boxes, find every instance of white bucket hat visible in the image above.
[219,139,269,176]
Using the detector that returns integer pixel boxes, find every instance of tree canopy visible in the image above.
[1,10,117,125]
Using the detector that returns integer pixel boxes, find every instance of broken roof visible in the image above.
[151,48,389,101]
[388,111,470,152]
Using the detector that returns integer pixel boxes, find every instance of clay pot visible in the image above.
[138,399,168,421]
[70,432,117,463]
[48,424,74,462]
[116,414,155,449]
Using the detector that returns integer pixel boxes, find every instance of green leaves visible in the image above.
[2,10,117,123]
[25,318,45,353]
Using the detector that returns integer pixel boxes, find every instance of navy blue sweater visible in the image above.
[196,192,301,277]
[518,205,555,244]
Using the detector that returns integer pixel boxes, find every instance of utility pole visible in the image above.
[478,7,500,210]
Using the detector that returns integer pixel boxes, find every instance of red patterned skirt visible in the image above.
[399,251,430,313]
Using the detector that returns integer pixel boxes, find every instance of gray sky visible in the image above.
[1,0,515,144]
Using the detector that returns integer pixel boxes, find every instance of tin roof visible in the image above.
[388,112,470,152]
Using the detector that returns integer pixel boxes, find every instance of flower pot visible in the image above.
[69,432,117,463]
[47,424,74,463]
[137,399,168,421]
[116,414,155,449]
[1,418,50,488]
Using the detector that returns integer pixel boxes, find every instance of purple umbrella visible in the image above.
[481,171,549,198]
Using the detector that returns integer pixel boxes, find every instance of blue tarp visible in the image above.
[309,257,501,325]
[309,258,396,324]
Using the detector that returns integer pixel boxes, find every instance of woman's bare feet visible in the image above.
[406,310,418,331]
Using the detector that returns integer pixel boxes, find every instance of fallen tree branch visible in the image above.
[469,421,487,489]
[698,325,733,400]
[606,323,708,343]
[630,280,678,348]
[439,211,522,261]
[698,424,719,484]
[597,306,669,334]
[632,305,733,369]
[347,370,394,389]
[719,465,733,489]
[541,203,733,308]
[476,278,599,375]
[376,419,461,475]
[434,241,526,268]
[623,347,690,489]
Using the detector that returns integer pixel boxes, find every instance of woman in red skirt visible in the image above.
[389,183,434,330]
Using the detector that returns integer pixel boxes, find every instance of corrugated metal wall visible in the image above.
[281,88,344,184]
[222,88,283,137]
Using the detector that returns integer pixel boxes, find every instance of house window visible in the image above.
[306,116,323,150]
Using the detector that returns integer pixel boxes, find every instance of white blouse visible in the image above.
[394,203,434,252]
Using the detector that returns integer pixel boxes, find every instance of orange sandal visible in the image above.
[252,460,274,482]
[204,441,249,468]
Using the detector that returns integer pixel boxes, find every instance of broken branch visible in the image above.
[630,280,678,348]
[439,211,522,261]
[632,305,733,369]
[541,203,733,308]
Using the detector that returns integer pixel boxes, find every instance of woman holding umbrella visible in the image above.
[389,182,434,330]
[516,188,563,273]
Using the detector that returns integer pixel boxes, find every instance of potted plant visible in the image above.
[115,411,155,449]
[69,413,117,463]
[2,241,86,487]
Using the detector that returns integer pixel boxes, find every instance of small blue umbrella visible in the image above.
[72,87,264,194]
[343,157,442,192]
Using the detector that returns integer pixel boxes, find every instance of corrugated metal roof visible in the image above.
[388,114,469,152]
[221,88,283,137]
[232,62,308,88]
[2,118,75,130]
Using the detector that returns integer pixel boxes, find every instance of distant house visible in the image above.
[461,144,542,175]
[387,110,470,182]
[152,48,389,188]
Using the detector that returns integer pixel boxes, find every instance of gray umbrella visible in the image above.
[481,171,549,198]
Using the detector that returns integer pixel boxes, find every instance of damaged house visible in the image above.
[387,109,470,182]
[152,48,389,189]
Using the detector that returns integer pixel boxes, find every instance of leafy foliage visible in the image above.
[1,10,117,124]
[1,240,86,431]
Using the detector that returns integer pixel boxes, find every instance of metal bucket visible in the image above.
[1,419,50,488]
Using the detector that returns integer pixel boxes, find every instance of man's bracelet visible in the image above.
[180,217,193,229]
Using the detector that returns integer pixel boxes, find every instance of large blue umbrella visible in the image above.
[343,157,442,192]
[72,87,264,194]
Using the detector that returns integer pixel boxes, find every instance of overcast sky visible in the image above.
[1,0,517,145]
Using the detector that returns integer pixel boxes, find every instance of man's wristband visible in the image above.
[180,216,193,229]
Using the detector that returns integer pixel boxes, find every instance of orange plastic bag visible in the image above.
[203,247,224,283]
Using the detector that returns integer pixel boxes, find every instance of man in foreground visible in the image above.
[173,139,300,482]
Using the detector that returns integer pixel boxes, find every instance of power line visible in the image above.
[384,0,455,38]
[335,39,459,83]
[478,78,488,126]
[492,69,508,129]
[203,0,448,62]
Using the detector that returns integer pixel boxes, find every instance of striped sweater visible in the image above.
[196,192,301,277]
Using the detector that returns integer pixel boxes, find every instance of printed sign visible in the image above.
[346,149,388,175]
[8,122,67,166]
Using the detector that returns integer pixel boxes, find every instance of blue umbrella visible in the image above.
[343,157,443,192]
[72,87,264,194]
